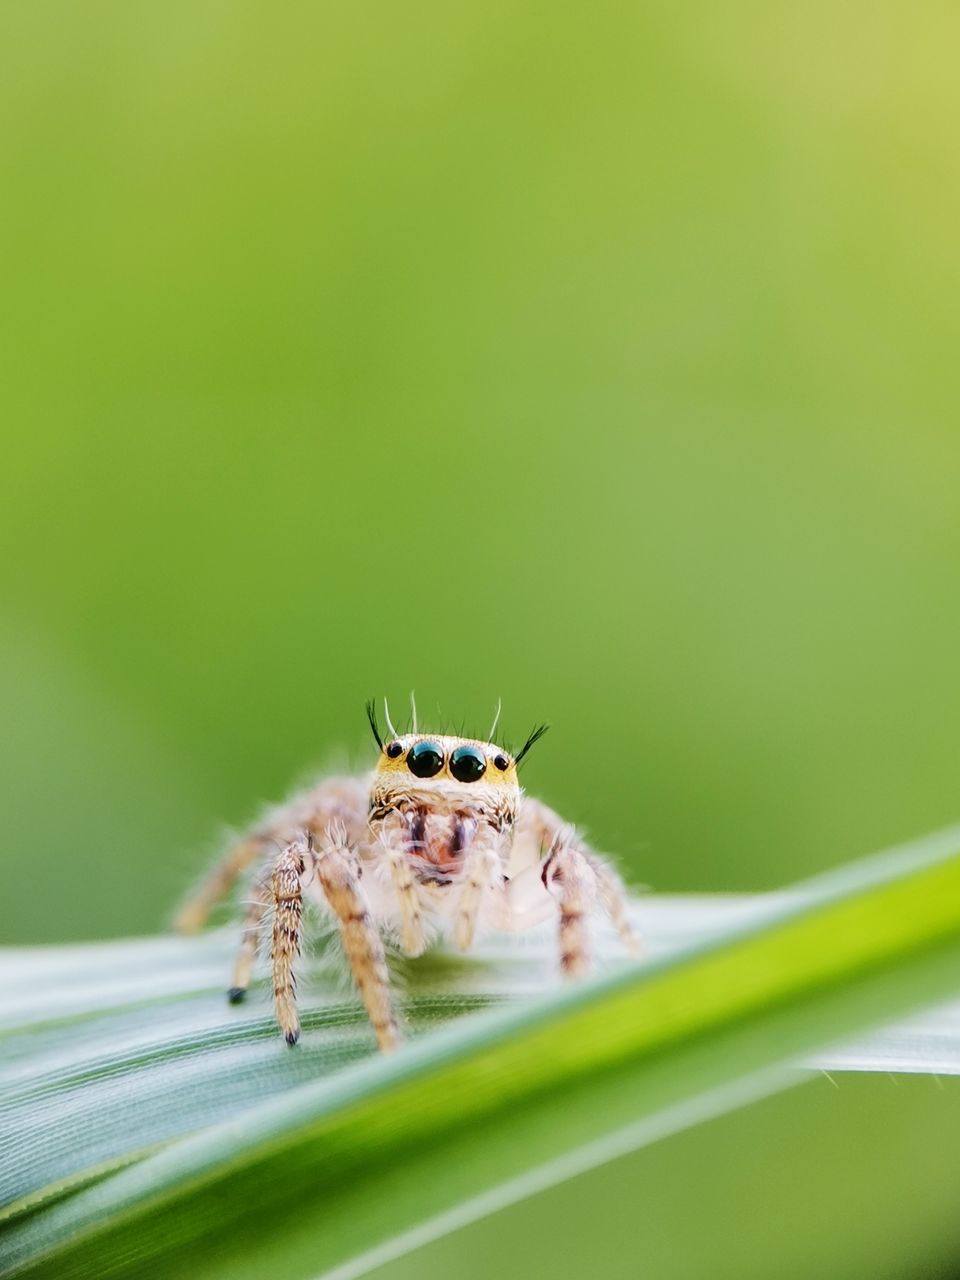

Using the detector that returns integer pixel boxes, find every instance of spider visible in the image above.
[176,700,641,1051]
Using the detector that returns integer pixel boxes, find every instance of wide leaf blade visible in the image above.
[4,824,960,1279]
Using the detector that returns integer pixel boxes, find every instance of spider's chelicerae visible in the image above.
[176,701,641,1052]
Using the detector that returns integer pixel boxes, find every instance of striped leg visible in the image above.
[541,828,597,979]
[227,879,272,1003]
[589,854,643,958]
[271,842,306,1045]
[175,836,267,934]
[315,826,399,1052]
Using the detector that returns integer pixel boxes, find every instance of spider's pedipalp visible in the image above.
[375,827,427,957]
[454,823,504,951]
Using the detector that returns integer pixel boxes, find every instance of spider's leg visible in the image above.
[454,822,504,951]
[540,827,597,979]
[588,853,643,958]
[315,826,399,1052]
[271,840,307,1044]
[227,878,272,1003]
[174,836,268,934]
[514,797,642,966]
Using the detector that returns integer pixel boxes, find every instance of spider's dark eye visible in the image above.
[385,741,403,759]
[407,740,443,778]
[493,754,510,772]
[450,745,487,783]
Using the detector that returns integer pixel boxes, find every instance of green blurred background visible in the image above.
[2,2,959,946]
[5,8,960,1280]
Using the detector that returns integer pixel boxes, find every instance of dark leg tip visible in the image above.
[285,1029,300,1046]
[227,987,247,1004]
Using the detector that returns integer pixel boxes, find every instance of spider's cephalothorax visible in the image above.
[176,700,640,1052]
[368,733,520,882]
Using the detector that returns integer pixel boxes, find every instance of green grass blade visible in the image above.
[4,825,960,1279]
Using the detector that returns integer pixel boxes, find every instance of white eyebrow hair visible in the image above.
[409,690,418,734]
[489,698,502,740]
[383,698,398,738]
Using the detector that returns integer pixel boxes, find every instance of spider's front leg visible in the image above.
[310,826,400,1053]
[269,829,400,1052]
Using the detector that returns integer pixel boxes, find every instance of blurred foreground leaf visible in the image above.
[4,826,960,1279]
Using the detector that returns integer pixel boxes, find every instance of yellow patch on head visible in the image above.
[374,734,520,789]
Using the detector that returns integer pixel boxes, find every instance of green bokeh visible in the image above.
[2,2,959,944]
[4,12,960,1279]
[376,1075,960,1280]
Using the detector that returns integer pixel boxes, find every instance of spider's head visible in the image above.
[364,700,547,813]
[375,733,519,789]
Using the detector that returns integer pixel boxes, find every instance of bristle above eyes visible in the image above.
[365,699,383,749]
[367,699,548,759]
[515,722,550,765]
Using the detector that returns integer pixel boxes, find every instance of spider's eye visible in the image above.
[450,745,487,783]
[407,740,443,778]
[493,753,510,772]
[385,741,403,759]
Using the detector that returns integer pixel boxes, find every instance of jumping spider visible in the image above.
[176,700,640,1051]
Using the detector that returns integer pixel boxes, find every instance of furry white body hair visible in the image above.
[177,731,639,1052]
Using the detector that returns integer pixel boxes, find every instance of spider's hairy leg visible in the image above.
[271,841,306,1044]
[514,797,642,965]
[227,878,271,1004]
[454,822,504,952]
[588,853,643,957]
[174,835,268,934]
[541,827,596,978]
[315,825,400,1052]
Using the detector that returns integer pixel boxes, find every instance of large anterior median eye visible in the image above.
[407,740,444,778]
[449,744,487,783]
